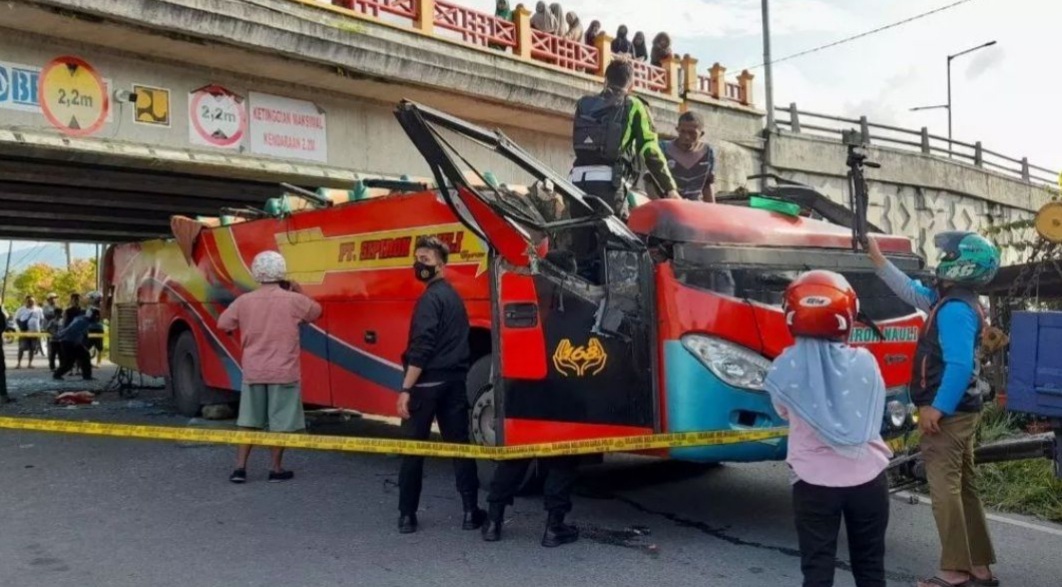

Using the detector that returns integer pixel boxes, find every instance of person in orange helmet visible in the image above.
[765,270,892,587]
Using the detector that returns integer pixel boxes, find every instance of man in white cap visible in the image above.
[218,250,321,483]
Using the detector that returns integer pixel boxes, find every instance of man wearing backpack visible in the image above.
[867,233,1001,587]
[571,57,680,216]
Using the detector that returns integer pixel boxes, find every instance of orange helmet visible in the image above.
[783,270,859,339]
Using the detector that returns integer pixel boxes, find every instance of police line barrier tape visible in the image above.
[0,416,791,459]
[5,332,104,339]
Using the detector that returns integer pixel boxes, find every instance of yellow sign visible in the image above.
[133,84,170,126]
[38,55,109,137]
[276,224,488,284]
[0,416,788,459]
[553,338,608,377]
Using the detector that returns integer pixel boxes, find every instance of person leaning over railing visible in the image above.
[488,0,512,51]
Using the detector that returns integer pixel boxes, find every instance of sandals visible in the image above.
[918,578,971,587]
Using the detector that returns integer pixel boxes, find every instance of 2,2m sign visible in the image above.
[188,84,246,149]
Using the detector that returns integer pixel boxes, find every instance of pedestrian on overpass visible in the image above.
[766,270,892,587]
[867,234,1000,587]
[219,251,321,484]
[395,236,484,534]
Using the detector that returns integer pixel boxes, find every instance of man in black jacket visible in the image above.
[396,236,484,534]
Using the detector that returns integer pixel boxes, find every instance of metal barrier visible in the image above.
[777,104,1058,187]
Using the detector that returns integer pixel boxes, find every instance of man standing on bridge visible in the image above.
[220,251,321,484]
[395,236,484,535]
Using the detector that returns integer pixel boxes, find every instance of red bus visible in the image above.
[104,102,924,465]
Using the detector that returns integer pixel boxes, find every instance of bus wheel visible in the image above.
[467,356,544,494]
[170,331,205,417]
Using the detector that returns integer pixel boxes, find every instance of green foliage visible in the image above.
[975,404,1062,523]
[2,258,97,314]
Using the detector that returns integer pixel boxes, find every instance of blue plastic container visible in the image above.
[1006,311,1062,418]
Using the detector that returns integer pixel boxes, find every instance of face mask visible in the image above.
[413,261,437,282]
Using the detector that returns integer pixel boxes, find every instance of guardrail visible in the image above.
[322,0,752,105]
[777,104,1058,187]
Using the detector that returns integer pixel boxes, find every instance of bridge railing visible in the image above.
[777,104,1058,187]
[323,0,753,106]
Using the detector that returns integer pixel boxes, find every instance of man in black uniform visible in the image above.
[396,236,484,534]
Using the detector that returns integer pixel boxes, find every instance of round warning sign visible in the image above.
[38,56,109,137]
[189,85,246,149]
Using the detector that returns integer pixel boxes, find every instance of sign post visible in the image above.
[188,84,246,149]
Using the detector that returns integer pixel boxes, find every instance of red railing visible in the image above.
[697,75,715,96]
[725,82,744,103]
[632,60,667,92]
[434,0,517,48]
[530,30,599,73]
[331,0,416,19]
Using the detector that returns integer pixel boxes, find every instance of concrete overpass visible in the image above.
[0,0,1055,258]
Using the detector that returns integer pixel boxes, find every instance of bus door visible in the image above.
[394,101,658,445]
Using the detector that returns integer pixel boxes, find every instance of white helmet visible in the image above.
[86,291,103,303]
[251,251,287,284]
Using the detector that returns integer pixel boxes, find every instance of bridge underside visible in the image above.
[0,131,361,243]
[0,156,278,242]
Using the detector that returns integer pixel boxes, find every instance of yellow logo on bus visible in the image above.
[552,338,608,377]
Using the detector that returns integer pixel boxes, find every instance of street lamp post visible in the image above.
[912,41,996,158]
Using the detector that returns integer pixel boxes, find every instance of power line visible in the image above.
[744,0,980,70]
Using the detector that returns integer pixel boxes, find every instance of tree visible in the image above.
[12,263,60,303]
[54,259,98,298]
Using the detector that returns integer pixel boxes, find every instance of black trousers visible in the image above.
[54,342,92,380]
[48,337,62,371]
[571,180,624,282]
[792,471,890,587]
[488,456,579,514]
[0,349,8,398]
[398,381,479,515]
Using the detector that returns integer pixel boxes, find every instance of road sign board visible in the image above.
[188,84,246,149]
[38,56,109,137]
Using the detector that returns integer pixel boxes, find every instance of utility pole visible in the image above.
[63,241,71,271]
[761,0,775,134]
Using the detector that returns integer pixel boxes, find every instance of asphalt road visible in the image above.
[1,360,1061,587]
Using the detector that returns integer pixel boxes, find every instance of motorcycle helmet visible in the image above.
[783,270,859,339]
[934,231,1000,286]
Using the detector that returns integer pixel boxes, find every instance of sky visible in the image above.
[470,0,1060,174]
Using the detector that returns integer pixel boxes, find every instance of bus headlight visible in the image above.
[681,334,771,391]
[886,400,907,428]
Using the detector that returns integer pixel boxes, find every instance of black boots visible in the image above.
[541,510,579,548]
[398,513,418,534]
[461,493,486,530]
[481,503,505,542]
[462,508,486,530]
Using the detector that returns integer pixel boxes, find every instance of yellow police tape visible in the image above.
[0,416,790,459]
[5,333,104,339]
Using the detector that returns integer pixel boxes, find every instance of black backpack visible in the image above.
[573,93,630,164]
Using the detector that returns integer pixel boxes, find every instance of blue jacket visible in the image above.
[876,261,979,415]
[55,315,94,345]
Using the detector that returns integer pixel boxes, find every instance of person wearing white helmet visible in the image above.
[218,250,321,484]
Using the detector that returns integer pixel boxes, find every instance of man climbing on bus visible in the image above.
[867,233,1001,587]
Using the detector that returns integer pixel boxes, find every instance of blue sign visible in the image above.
[0,61,42,112]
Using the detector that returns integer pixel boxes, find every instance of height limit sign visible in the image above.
[38,56,110,137]
[189,84,246,149]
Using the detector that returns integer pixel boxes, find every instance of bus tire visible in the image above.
[170,331,206,417]
[467,356,544,494]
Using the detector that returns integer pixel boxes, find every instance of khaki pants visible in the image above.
[920,412,996,572]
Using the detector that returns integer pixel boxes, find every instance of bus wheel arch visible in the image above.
[168,323,205,417]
